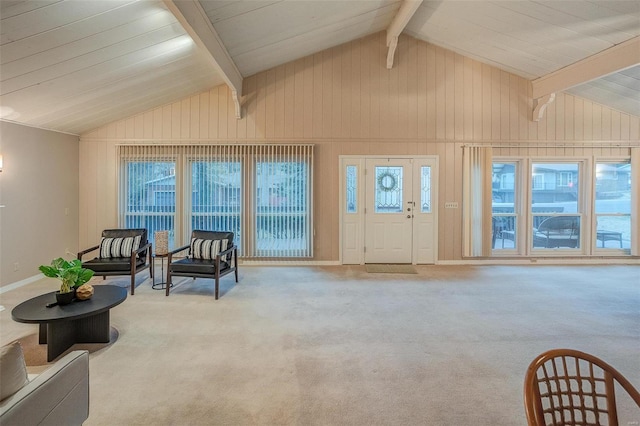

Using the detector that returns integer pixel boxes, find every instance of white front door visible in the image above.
[340,156,437,265]
[364,159,414,263]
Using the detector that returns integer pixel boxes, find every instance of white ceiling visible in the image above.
[200,0,401,77]
[1,0,638,135]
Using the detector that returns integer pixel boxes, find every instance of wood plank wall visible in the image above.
[80,32,639,262]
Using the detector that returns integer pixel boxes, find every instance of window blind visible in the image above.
[118,144,313,258]
[118,145,179,250]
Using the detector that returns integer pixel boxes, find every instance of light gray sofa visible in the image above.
[0,346,89,426]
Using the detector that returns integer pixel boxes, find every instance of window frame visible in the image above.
[491,160,522,254]
[592,158,632,254]
[491,155,633,257]
[529,160,586,254]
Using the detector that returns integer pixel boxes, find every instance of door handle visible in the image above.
[407,215,412,218]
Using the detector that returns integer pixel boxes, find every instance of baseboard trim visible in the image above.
[0,274,44,294]
[2,259,635,291]
[437,258,640,265]
[240,260,341,266]
[240,259,639,266]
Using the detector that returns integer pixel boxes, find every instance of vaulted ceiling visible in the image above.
[1,0,639,135]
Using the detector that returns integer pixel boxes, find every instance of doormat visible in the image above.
[365,264,417,274]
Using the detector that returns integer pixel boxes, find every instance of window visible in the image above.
[119,144,313,258]
[532,174,545,190]
[531,162,580,250]
[490,156,633,256]
[492,162,517,251]
[557,172,574,187]
[375,166,403,213]
[190,160,242,251]
[595,161,631,250]
[420,166,431,213]
[345,165,357,213]
[121,159,177,249]
[255,160,309,256]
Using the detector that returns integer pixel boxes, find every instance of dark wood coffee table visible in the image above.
[11,285,127,361]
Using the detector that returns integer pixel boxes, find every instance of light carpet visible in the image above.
[1,265,639,426]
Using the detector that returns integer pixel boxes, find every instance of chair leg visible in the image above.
[130,274,135,295]
[215,277,219,300]
[234,267,238,283]
[166,274,171,296]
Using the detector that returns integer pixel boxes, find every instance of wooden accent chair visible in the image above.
[166,230,238,299]
[524,348,640,425]
[78,228,152,295]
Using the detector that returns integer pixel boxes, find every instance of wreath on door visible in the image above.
[377,172,397,191]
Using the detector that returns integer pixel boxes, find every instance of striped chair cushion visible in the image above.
[190,238,228,261]
[99,236,141,258]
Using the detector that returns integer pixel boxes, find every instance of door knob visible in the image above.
[407,215,412,218]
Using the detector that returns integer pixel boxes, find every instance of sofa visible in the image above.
[0,341,89,425]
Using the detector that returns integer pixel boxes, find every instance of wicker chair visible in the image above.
[524,348,640,426]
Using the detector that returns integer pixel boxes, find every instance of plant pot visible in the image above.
[55,290,75,305]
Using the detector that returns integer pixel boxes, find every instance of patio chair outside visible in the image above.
[533,216,579,248]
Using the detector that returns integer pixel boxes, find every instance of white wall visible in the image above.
[0,121,79,287]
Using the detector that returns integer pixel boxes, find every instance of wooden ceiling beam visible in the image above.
[164,0,245,118]
[532,36,640,100]
[386,0,423,69]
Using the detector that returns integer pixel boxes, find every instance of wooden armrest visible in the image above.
[168,244,190,256]
[130,242,152,267]
[216,245,237,268]
[167,244,190,264]
[77,245,99,260]
[135,242,151,254]
[218,244,237,257]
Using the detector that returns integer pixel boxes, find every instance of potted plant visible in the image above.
[39,258,95,305]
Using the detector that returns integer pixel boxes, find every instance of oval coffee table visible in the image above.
[12,285,127,361]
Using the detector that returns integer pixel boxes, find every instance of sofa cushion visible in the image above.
[190,238,228,261]
[0,342,29,401]
[99,236,141,258]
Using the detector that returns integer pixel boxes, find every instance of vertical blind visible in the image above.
[118,144,314,258]
[118,145,179,250]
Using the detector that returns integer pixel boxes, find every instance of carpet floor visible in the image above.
[1,264,639,425]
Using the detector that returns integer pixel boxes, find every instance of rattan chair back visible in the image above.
[524,349,640,425]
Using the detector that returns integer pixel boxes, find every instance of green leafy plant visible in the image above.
[39,258,94,294]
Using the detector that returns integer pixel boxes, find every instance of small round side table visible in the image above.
[152,252,173,290]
